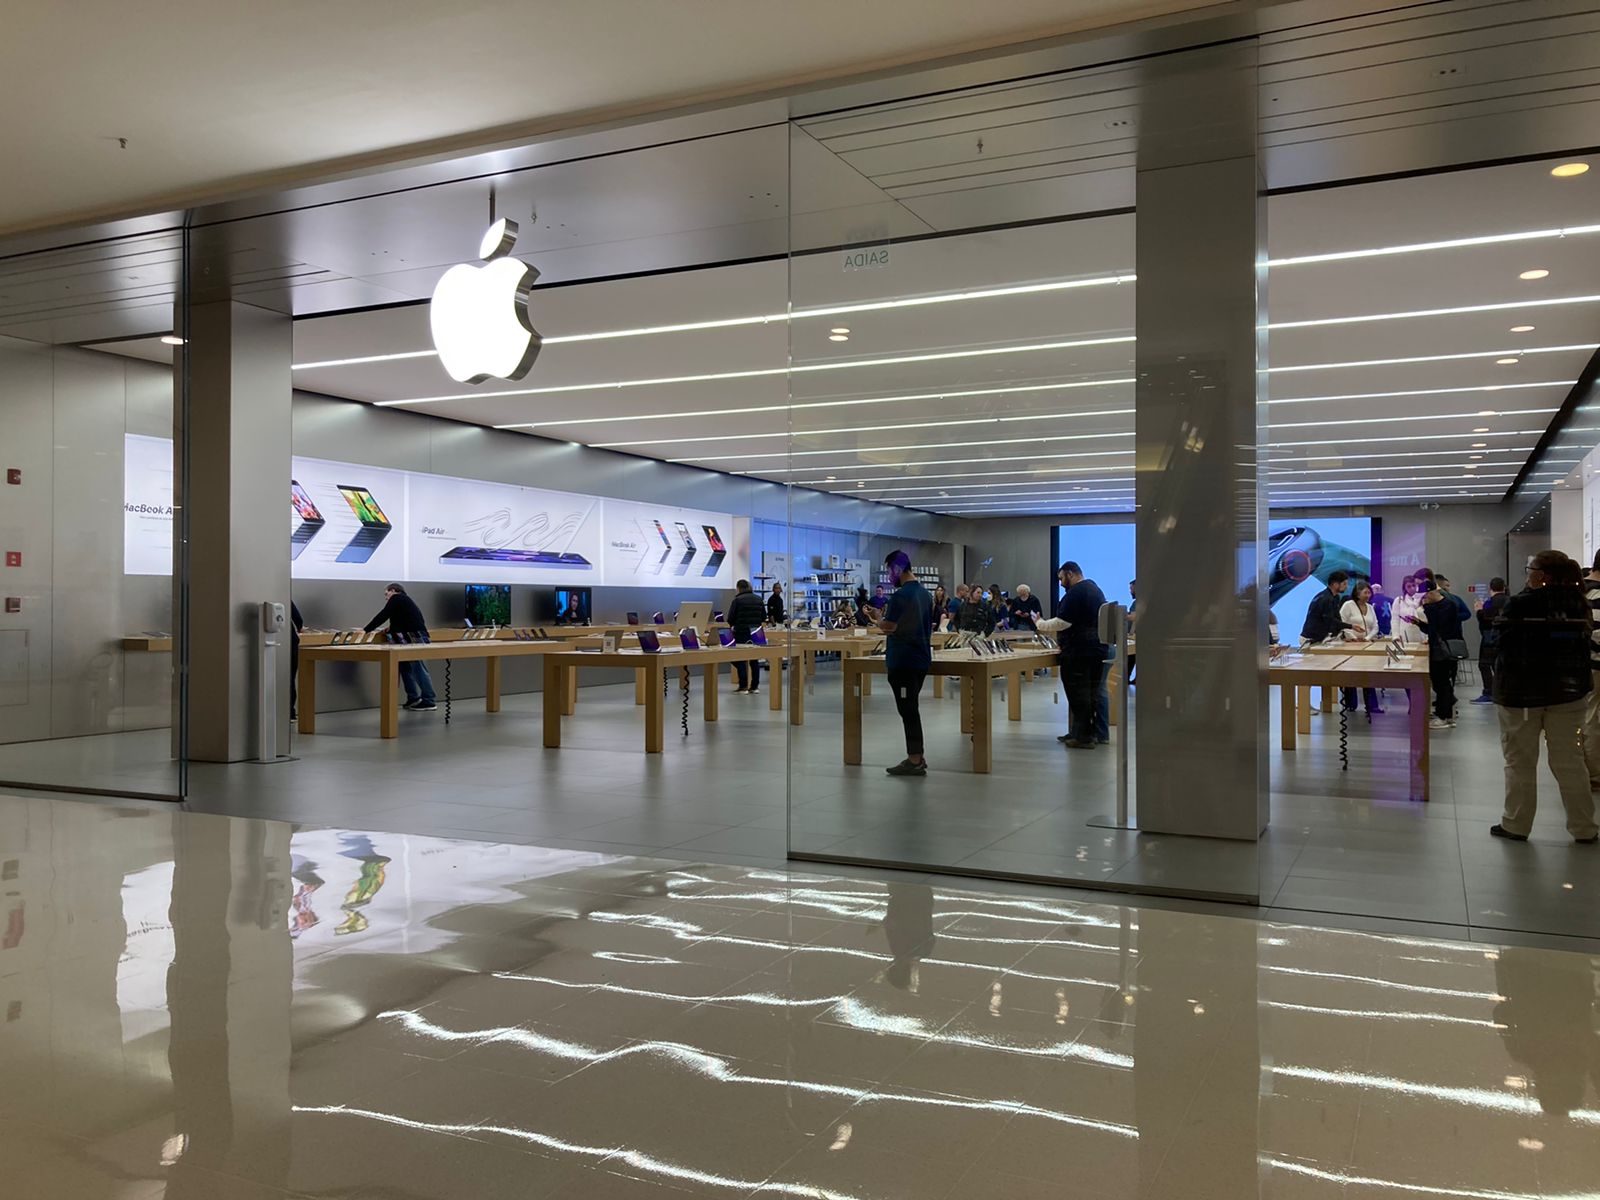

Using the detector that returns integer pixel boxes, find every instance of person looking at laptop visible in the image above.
[363,584,436,711]
[727,579,766,695]
[878,550,934,777]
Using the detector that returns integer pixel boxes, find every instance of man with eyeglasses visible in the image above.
[1489,550,1597,844]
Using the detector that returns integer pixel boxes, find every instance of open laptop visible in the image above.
[335,485,392,563]
[290,480,325,560]
[626,611,640,625]
[678,601,713,631]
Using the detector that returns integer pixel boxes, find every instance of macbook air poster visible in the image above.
[289,456,408,580]
[599,498,739,585]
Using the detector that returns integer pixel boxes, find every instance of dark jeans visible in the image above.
[400,660,436,704]
[1430,658,1456,719]
[1341,687,1380,711]
[886,667,928,757]
[734,658,762,690]
[1479,647,1498,697]
[1062,654,1104,743]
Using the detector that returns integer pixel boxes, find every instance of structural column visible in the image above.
[1133,42,1268,848]
[179,300,293,762]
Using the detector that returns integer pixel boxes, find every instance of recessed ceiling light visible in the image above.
[1510,324,1535,333]
[1519,269,1550,280]
[1496,357,1519,365]
[1471,442,1487,448]
[830,326,850,335]
[1473,427,1490,433]
[1470,455,1483,460]
[1551,163,1589,178]
[160,335,185,346]
[1477,410,1498,416]
[828,334,849,342]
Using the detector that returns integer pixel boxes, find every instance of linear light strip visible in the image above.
[1267,222,1600,267]
[670,431,1136,464]
[1274,410,1558,431]
[1268,381,1573,406]
[590,406,1136,449]
[1267,344,1599,373]
[1267,294,1600,331]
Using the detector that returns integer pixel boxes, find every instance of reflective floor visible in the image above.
[3,793,1598,1199]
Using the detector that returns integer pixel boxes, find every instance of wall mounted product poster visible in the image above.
[406,471,602,586]
[124,433,174,575]
[290,457,411,581]
[1050,518,1377,637]
[600,498,739,586]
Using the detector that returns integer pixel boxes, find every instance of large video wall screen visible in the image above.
[1050,518,1379,634]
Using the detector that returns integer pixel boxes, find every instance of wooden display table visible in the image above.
[298,639,563,738]
[842,648,1060,774]
[542,643,805,753]
[1270,653,1431,800]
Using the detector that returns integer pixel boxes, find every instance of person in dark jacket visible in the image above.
[1489,550,1597,844]
[957,583,995,635]
[766,582,785,626]
[728,579,766,694]
[1473,576,1509,703]
[289,600,304,721]
[1420,574,1465,728]
[364,583,436,710]
[1034,561,1107,748]
[1008,584,1043,627]
[1299,571,1351,644]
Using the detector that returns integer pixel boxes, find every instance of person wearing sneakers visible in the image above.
[1490,550,1597,844]
[1419,572,1465,730]
[878,550,934,777]
[1034,561,1107,749]
[363,583,436,711]
[727,579,766,695]
[1472,577,1508,704]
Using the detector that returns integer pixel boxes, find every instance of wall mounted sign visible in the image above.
[429,219,543,384]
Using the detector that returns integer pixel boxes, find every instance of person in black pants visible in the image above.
[1473,576,1508,703]
[1033,561,1108,749]
[877,549,934,777]
[1418,572,1463,729]
[364,584,436,710]
[289,600,304,720]
[727,579,766,694]
[766,582,786,626]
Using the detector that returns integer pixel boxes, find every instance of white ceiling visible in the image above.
[193,153,1583,517]
[0,0,1224,235]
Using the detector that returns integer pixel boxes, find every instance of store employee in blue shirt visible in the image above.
[876,549,934,777]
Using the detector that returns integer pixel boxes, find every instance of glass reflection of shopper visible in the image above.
[878,550,934,777]
[1338,581,1383,714]
[728,579,765,695]
[1474,577,1509,705]
[1490,550,1597,844]
[364,584,436,711]
[766,581,785,625]
[289,600,304,721]
[1391,574,1427,645]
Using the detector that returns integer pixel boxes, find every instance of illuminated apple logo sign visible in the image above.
[429,219,542,384]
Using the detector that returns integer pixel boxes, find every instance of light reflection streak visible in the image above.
[1272,1065,1600,1126]
[1265,965,1504,1001]
[374,1011,1138,1136]
[1263,1155,1593,1200]
[1262,1001,1504,1028]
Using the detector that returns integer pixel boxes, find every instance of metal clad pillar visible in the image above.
[1134,41,1268,845]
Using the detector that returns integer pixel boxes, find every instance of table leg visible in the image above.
[933,674,944,699]
[861,664,872,698]
[644,663,665,753]
[299,659,317,734]
[380,658,400,739]
[972,673,994,773]
[1280,682,1296,751]
[542,657,563,748]
[1321,687,1335,713]
[768,657,783,713]
[960,677,974,735]
[806,648,816,677]
[565,664,578,715]
[1007,670,1023,721]
[1297,686,1313,736]
[704,663,719,722]
[843,664,862,765]
[1410,679,1431,801]
[635,669,646,706]
[786,653,802,725]
[485,656,502,713]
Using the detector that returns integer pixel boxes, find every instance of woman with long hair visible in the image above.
[1339,579,1384,715]
[1391,573,1427,646]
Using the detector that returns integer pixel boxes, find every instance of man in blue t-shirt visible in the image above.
[877,549,934,777]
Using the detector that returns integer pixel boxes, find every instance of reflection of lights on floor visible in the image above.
[1276,1065,1600,1126]
[829,1123,853,1151]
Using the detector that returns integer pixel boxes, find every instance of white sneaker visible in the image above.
[1428,717,1452,730]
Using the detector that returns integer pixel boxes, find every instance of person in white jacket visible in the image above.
[1390,574,1427,645]
[1338,579,1384,713]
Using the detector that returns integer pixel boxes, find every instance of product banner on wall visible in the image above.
[124,433,174,576]
[124,436,738,587]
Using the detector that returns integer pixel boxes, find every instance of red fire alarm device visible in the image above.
[3,553,18,568]
[4,598,19,613]
[5,470,19,485]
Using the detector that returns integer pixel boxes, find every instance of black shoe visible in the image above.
[1368,706,1385,715]
[1577,835,1598,845]
[886,759,927,777]
[1063,739,1095,749]
[413,701,438,712]
[1490,824,1528,842]
[402,699,421,710]
[1095,737,1110,744]
[1057,733,1071,743]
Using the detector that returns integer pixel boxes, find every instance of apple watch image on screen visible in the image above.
[335,486,393,564]
[673,522,697,576]
[700,524,728,578]
[438,546,593,569]
[1266,526,1324,606]
[290,480,326,561]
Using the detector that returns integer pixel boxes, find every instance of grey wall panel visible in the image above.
[0,337,56,744]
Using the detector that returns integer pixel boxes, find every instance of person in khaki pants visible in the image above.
[1491,550,1599,844]
[1583,552,1600,786]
